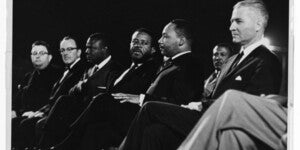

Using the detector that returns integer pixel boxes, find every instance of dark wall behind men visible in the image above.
[12,0,288,97]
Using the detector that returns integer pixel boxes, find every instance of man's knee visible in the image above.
[143,124,167,139]
[142,101,167,115]
[220,89,245,104]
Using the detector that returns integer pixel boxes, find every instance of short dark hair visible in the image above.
[170,19,194,44]
[88,33,110,48]
[32,40,52,54]
[134,28,155,46]
[60,35,79,48]
[216,43,233,56]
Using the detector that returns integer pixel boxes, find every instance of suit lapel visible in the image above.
[213,55,237,91]
[88,59,112,80]
[212,47,262,97]
[156,61,173,75]
[146,65,178,95]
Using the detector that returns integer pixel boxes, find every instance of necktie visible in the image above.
[91,65,99,75]
[113,63,138,86]
[64,66,70,71]
[159,58,172,72]
[58,66,71,83]
[203,71,220,98]
[229,51,244,72]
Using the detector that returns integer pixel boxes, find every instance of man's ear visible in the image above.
[150,47,156,54]
[255,18,263,31]
[103,46,108,52]
[77,49,82,57]
[178,37,185,46]
[48,54,53,62]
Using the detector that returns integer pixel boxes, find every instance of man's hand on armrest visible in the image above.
[112,93,141,105]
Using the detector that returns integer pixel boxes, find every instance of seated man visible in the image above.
[12,40,63,149]
[38,33,123,149]
[179,90,287,150]
[120,0,283,149]
[51,28,162,150]
[202,43,233,99]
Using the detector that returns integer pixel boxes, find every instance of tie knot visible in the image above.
[238,51,244,57]
[131,63,139,70]
[163,58,172,67]
[64,66,70,71]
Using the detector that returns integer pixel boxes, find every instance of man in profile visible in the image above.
[121,0,282,149]
[113,19,204,107]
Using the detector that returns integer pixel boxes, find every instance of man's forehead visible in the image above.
[32,45,48,51]
[231,6,256,19]
[61,39,77,47]
[132,32,151,40]
[162,23,175,33]
[86,38,102,45]
[214,46,229,53]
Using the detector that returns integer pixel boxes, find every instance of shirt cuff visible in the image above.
[139,94,145,106]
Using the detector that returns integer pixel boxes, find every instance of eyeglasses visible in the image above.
[131,40,150,46]
[31,51,49,56]
[59,47,77,53]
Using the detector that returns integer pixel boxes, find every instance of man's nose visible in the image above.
[85,48,90,54]
[229,23,235,31]
[158,37,162,44]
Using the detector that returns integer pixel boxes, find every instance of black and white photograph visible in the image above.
[8,0,291,149]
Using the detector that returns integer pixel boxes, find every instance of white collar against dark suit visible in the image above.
[94,55,112,70]
[69,58,81,69]
[113,62,142,86]
[171,51,191,60]
[59,58,81,83]
[237,38,265,65]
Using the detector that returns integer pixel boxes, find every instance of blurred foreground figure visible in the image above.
[179,90,287,150]
[12,40,62,149]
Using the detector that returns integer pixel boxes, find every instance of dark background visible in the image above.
[12,0,289,95]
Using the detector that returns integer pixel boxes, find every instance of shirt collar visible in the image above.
[69,58,81,69]
[171,51,191,60]
[95,55,111,70]
[130,62,143,68]
[240,38,264,56]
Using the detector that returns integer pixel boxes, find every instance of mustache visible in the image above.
[159,45,165,49]
[131,47,142,53]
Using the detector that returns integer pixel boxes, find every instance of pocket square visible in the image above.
[235,76,242,81]
[97,86,106,89]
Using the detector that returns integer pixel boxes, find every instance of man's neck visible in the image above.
[69,58,81,69]
[171,51,191,60]
[241,34,263,49]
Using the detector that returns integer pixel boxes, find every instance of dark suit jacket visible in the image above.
[72,56,162,127]
[211,45,282,99]
[13,64,62,115]
[38,59,87,113]
[68,58,123,102]
[108,57,162,94]
[144,52,205,105]
[39,57,161,149]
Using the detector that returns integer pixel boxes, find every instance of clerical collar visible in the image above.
[171,51,191,60]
